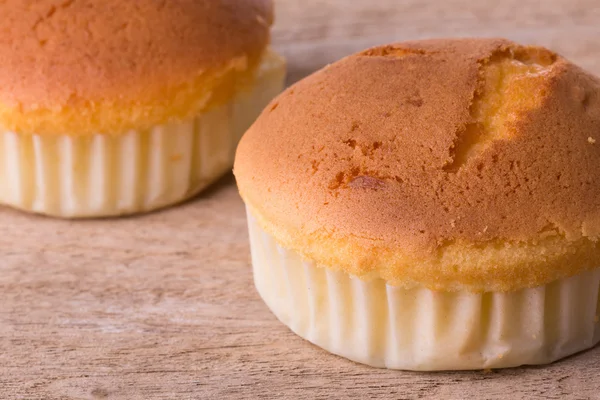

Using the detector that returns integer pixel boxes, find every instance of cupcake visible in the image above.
[0,0,284,217]
[234,38,600,370]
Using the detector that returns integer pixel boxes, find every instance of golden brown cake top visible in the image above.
[235,38,600,291]
[0,0,273,134]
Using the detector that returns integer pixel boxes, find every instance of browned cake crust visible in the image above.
[0,0,273,134]
[235,38,600,292]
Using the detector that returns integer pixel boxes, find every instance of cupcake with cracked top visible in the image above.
[234,38,600,370]
[0,0,285,217]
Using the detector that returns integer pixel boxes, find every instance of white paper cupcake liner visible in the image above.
[247,210,600,370]
[0,52,285,218]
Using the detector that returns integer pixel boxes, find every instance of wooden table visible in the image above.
[2,1,600,399]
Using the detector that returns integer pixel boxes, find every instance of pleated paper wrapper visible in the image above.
[247,211,600,370]
[0,52,285,217]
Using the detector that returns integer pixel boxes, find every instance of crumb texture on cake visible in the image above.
[0,0,273,135]
[235,38,600,291]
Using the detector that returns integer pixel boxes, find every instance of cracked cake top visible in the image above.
[234,38,600,292]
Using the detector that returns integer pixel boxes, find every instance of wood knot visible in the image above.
[91,388,109,398]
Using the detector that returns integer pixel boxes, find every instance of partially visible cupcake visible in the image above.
[0,0,285,217]
[235,38,600,370]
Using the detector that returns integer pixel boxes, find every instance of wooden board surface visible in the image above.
[3,1,600,399]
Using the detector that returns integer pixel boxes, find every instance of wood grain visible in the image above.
[274,0,600,84]
[2,1,600,399]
